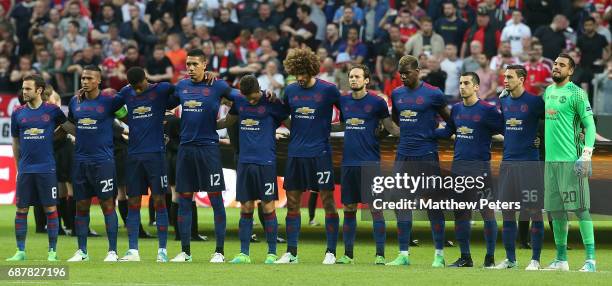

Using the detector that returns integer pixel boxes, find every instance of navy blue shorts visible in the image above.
[283,155,335,192]
[126,152,168,197]
[449,161,494,204]
[341,165,381,205]
[496,161,544,210]
[236,163,278,202]
[393,153,442,200]
[16,173,58,208]
[73,160,117,201]
[176,145,225,193]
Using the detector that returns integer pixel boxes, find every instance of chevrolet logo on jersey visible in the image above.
[457,126,474,135]
[241,118,260,127]
[400,110,417,118]
[133,106,151,115]
[24,128,44,136]
[346,118,365,125]
[296,107,315,115]
[78,118,97,125]
[506,118,522,127]
[184,100,202,108]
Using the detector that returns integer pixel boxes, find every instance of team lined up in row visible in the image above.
[8,47,597,271]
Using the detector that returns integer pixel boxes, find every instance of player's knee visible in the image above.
[128,196,141,206]
[320,193,337,213]
[502,211,516,221]
[76,200,91,212]
[240,202,255,213]
[16,208,29,214]
[261,201,275,213]
[43,205,57,212]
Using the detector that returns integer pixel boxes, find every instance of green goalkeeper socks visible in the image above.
[579,220,595,260]
[552,219,568,261]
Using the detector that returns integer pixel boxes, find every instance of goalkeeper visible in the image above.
[542,53,596,272]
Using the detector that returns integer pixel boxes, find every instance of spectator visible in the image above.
[257,39,279,63]
[28,0,50,37]
[67,46,100,76]
[212,8,242,43]
[524,42,552,95]
[92,4,122,41]
[474,53,497,99]
[102,24,124,58]
[568,0,591,34]
[405,16,444,58]
[281,5,318,51]
[375,25,403,81]
[489,41,520,72]
[146,45,174,83]
[266,26,289,61]
[146,0,175,25]
[333,0,364,24]
[162,12,181,35]
[334,53,351,94]
[456,0,477,27]
[48,41,72,94]
[322,23,345,59]
[363,0,388,42]
[339,27,368,64]
[318,57,336,84]
[58,1,91,37]
[0,55,15,93]
[461,40,483,73]
[501,10,532,57]
[48,8,61,27]
[440,44,463,97]
[462,7,501,58]
[180,17,197,46]
[576,17,609,73]
[592,59,612,115]
[121,0,146,22]
[120,4,158,55]
[10,0,35,55]
[209,40,239,82]
[381,56,402,96]
[523,0,558,31]
[396,9,420,43]
[165,33,187,83]
[257,59,284,95]
[481,0,507,28]
[102,40,127,91]
[405,0,427,21]
[534,14,570,61]
[33,49,52,81]
[234,29,259,64]
[249,3,279,30]
[124,45,145,71]
[338,6,362,41]
[229,51,262,83]
[434,1,468,53]
[569,49,594,98]
[61,20,88,55]
[421,55,447,92]
[10,56,37,89]
[309,0,327,44]
[187,0,219,28]
[591,11,611,44]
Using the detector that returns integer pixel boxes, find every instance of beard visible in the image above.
[350,84,365,92]
[552,74,567,83]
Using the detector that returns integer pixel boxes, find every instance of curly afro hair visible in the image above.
[283,48,320,77]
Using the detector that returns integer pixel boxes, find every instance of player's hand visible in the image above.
[264,89,280,102]
[533,137,540,148]
[275,130,289,140]
[574,146,593,177]
[499,89,509,98]
[203,71,216,84]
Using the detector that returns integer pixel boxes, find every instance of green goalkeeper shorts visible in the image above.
[544,162,590,211]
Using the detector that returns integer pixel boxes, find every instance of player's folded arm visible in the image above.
[381,117,400,137]
[217,114,238,130]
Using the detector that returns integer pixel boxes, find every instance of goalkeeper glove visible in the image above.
[574,146,593,177]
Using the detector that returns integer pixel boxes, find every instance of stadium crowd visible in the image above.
[0,0,610,111]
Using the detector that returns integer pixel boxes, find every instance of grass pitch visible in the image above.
[0,206,611,285]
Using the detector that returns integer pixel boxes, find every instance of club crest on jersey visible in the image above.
[364,104,373,113]
[520,104,529,112]
[203,88,210,96]
[258,106,266,114]
[559,96,567,103]
[96,106,105,113]
[416,96,424,105]
[314,93,323,102]
[41,114,50,122]
[472,114,481,122]
[399,110,418,122]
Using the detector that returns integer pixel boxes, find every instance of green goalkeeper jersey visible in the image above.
[543,81,594,162]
